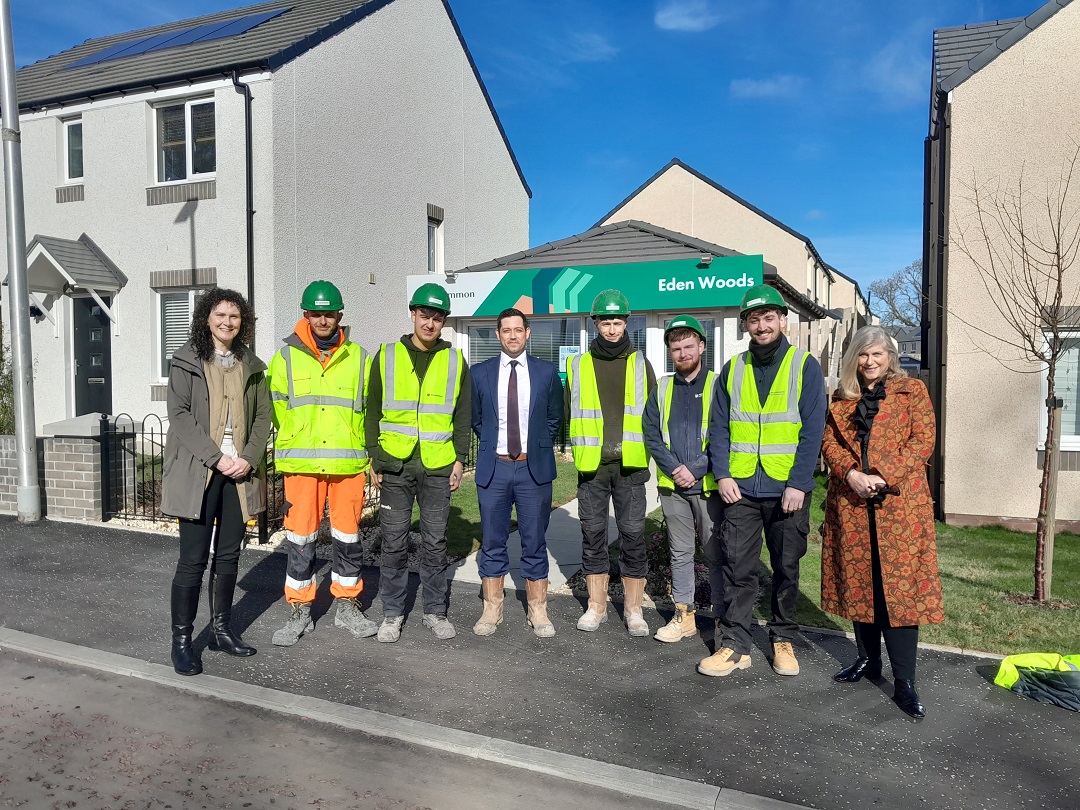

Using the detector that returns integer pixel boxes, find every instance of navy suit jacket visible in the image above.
[471,353,563,488]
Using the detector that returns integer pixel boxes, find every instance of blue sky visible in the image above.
[12,0,1044,288]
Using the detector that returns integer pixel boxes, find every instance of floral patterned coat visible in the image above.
[820,376,944,626]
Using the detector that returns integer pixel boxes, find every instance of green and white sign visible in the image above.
[407,255,763,318]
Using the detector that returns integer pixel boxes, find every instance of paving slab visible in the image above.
[0,515,1076,809]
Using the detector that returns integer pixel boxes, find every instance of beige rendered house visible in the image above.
[925,0,1080,528]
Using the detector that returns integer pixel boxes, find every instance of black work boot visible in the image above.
[207,572,257,657]
[171,582,203,676]
[893,679,926,719]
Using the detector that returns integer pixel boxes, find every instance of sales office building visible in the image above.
[407,219,833,376]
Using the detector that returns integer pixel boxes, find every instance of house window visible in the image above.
[663,317,716,374]
[156,99,215,183]
[158,289,201,378]
[64,118,83,181]
[427,218,443,274]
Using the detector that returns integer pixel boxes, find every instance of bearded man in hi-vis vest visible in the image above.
[566,289,657,637]
[698,285,826,679]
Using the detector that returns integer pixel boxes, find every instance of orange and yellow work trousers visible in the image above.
[282,473,367,604]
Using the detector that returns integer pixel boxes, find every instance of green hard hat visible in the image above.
[590,289,631,317]
[301,280,343,311]
[410,282,451,314]
[739,284,788,317]
[665,314,707,343]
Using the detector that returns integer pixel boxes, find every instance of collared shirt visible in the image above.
[497,351,531,455]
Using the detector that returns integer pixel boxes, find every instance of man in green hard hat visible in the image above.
[642,315,723,644]
[566,289,657,637]
[366,282,471,642]
[698,284,826,679]
[269,280,378,648]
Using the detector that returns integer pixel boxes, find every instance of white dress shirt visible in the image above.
[497,351,531,455]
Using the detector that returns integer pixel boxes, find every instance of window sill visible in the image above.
[146,179,216,206]
[55,184,85,204]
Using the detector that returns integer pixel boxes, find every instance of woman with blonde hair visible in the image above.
[820,325,943,719]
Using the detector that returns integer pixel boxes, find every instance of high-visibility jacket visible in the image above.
[378,342,462,469]
[655,370,718,493]
[268,331,372,476]
[726,345,809,481]
[567,351,649,472]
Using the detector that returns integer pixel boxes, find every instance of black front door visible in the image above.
[73,296,112,416]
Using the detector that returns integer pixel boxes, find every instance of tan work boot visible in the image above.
[576,573,609,631]
[525,578,555,638]
[653,603,697,643]
[697,647,751,677]
[771,640,800,676]
[621,576,650,637]
[472,576,505,636]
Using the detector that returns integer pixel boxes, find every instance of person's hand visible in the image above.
[672,464,696,489]
[373,472,383,491]
[718,477,742,504]
[449,461,464,492]
[846,470,886,499]
[228,458,252,480]
[781,486,805,513]
[215,455,241,476]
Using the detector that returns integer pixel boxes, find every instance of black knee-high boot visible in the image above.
[171,582,203,675]
[207,572,257,657]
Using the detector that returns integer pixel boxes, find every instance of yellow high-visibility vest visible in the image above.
[726,346,808,481]
[655,370,718,493]
[567,351,649,472]
[378,342,462,469]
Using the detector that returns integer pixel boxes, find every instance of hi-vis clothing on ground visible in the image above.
[269,320,372,604]
[378,341,463,469]
[655,371,718,493]
[995,653,1080,712]
[567,351,648,471]
[726,345,809,482]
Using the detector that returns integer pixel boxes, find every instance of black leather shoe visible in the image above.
[893,679,926,719]
[207,573,257,657]
[833,656,882,683]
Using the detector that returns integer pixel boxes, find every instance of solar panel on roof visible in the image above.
[64,7,291,71]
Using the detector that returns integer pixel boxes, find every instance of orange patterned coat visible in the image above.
[820,376,944,626]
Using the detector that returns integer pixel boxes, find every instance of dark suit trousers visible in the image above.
[478,457,552,580]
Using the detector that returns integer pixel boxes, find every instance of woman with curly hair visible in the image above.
[821,325,943,719]
[161,288,271,676]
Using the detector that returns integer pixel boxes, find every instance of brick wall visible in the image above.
[0,436,101,520]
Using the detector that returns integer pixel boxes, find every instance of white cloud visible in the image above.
[654,0,726,33]
[729,74,806,100]
[863,38,928,109]
[805,209,827,221]
[560,32,618,64]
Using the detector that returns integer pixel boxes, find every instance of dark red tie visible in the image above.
[507,360,521,458]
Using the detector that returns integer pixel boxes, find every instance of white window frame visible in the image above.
[1039,330,1080,451]
[154,98,216,185]
[427,218,444,274]
[63,117,83,183]
[155,288,201,382]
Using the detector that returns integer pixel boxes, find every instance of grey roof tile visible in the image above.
[27,234,127,291]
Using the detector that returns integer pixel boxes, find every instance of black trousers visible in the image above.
[853,504,919,681]
[577,462,648,579]
[717,495,809,654]
[173,472,245,588]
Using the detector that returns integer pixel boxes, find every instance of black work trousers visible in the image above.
[577,461,648,579]
[378,457,451,617]
[173,472,245,588]
[717,494,808,654]
[853,504,919,681]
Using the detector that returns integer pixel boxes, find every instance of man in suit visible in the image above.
[471,307,564,638]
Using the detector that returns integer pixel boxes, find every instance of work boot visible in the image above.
[473,576,505,636]
[272,602,314,647]
[377,615,404,643]
[697,647,751,677]
[422,613,457,640]
[771,641,800,676]
[653,604,697,643]
[525,578,555,638]
[893,679,926,719]
[170,582,203,676]
[334,597,378,639]
[207,572,256,657]
[576,573,609,631]
[621,576,650,637]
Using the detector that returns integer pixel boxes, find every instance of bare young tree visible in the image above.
[868,259,922,327]
[953,145,1080,603]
